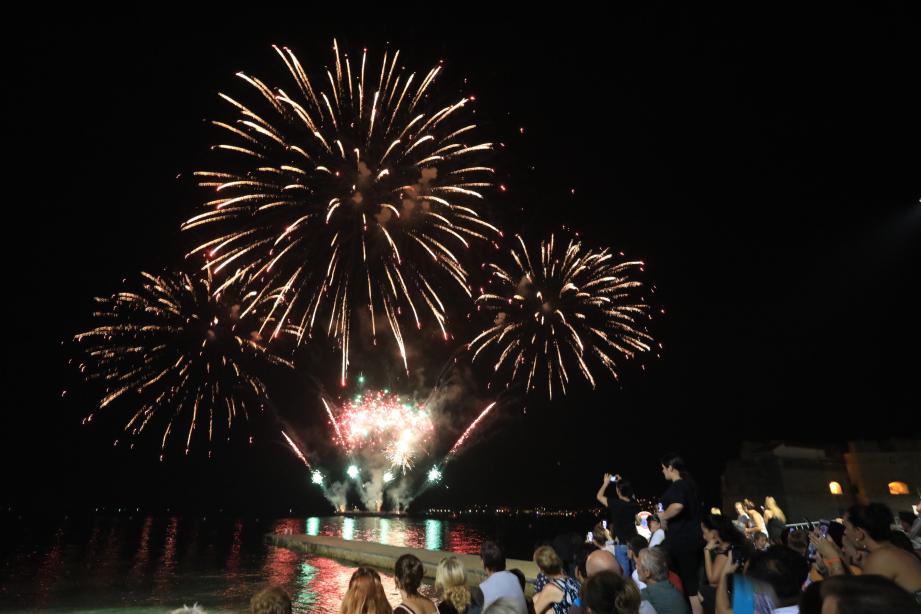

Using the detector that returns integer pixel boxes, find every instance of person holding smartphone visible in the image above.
[596,473,640,576]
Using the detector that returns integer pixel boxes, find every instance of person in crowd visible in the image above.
[732,503,753,536]
[251,586,293,614]
[575,543,601,584]
[699,513,749,614]
[798,574,921,614]
[785,530,809,558]
[557,532,591,579]
[657,454,703,614]
[593,523,618,556]
[478,541,528,614]
[597,474,641,576]
[763,497,787,544]
[533,546,582,614]
[627,535,650,586]
[341,568,393,614]
[582,570,646,614]
[394,554,437,614]
[742,500,768,539]
[436,557,472,614]
[811,503,921,602]
[637,548,689,614]
[897,511,921,553]
[484,600,525,614]
[714,546,808,614]
[647,516,665,548]
[752,532,769,552]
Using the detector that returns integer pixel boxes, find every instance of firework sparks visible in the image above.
[73,271,293,457]
[281,429,311,468]
[446,401,497,459]
[183,40,500,385]
[311,469,324,484]
[470,232,654,399]
[333,390,435,474]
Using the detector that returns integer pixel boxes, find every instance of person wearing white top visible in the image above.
[477,541,527,614]
[646,515,666,548]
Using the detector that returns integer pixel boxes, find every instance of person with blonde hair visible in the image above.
[435,556,472,614]
[532,546,581,614]
[762,496,787,544]
[340,567,393,614]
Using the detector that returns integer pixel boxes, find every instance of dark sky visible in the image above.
[5,7,920,515]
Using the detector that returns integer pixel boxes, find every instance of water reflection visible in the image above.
[2,515,487,613]
[342,516,355,541]
[425,519,443,551]
[292,516,477,554]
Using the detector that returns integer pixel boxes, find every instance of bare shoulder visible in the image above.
[865,546,921,576]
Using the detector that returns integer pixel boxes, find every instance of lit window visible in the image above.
[829,482,843,495]
[888,482,910,495]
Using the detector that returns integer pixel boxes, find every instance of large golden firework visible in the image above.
[470,232,654,399]
[183,40,499,385]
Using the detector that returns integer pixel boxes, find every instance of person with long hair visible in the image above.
[699,514,748,614]
[341,568,393,614]
[657,453,703,614]
[762,496,787,544]
[435,557,472,614]
[394,554,437,614]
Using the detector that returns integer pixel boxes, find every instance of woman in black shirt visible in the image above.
[658,454,703,614]
[595,473,640,575]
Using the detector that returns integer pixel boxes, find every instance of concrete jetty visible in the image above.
[267,533,541,593]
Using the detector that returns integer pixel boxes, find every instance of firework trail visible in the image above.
[281,429,312,468]
[445,401,497,459]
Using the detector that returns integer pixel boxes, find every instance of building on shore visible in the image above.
[721,439,920,521]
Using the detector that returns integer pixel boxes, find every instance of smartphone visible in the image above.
[818,521,829,538]
[602,520,608,529]
[730,544,749,568]
[586,531,593,543]
[657,502,664,513]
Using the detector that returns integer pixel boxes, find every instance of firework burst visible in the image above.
[470,232,654,399]
[74,271,293,458]
[183,39,500,385]
[333,390,434,473]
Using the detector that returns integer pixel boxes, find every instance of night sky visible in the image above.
[5,8,919,516]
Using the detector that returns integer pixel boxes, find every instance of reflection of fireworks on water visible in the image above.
[335,390,435,473]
